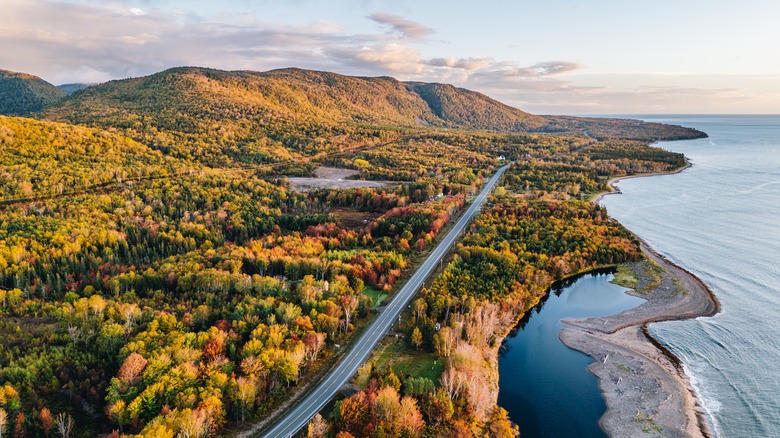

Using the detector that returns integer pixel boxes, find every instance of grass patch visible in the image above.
[637,261,664,294]
[611,264,638,289]
[374,336,444,382]
[362,286,388,308]
[613,260,664,295]
[330,206,381,230]
[633,411,663,434]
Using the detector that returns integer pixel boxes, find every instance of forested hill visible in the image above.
[405,81,547,131]
[0,69,66,116]
[41,66,705,167]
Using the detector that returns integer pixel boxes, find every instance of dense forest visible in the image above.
[0,66,703,437]
[0,70,66,117]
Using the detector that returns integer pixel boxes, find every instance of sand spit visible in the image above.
[560,241,719,437]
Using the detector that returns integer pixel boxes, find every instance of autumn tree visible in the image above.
[117,352,147,386]
[336,392,372,437]
[177,408,209,438]
[440,367,463,400]
[39,408,54,437]
[486,407,519,438]
[375,386,401,427]
[303,332,326,363]
[13,413,24,438]
[411,327,423,351]
[398,396,424,437]
[306,413,329,438]
[235,377,257,423]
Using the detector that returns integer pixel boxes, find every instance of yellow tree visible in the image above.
[411,327,423,351]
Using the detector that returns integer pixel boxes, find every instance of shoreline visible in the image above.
[561,164,720,438]
[590,160,692,205]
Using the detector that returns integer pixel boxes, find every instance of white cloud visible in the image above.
[367,12,433,38]
[426,57,492,71]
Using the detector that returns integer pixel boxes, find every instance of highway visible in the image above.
[251,164,509,438]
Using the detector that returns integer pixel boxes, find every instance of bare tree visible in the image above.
[440,367,464,400]
[55,413,74,438]
[412,298,427,323]
[433,326,457,357]
[339,295,358,332]
[0,408,7,438]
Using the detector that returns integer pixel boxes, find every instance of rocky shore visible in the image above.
[560,241,719,437]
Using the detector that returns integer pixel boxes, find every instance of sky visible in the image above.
[2,0,779,114]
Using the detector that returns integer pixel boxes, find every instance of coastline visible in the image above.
[561,165,720,438]
[590,160,692,205]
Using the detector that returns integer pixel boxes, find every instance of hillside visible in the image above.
[406,82,547,131]
[42,66,705,169]
[0,69,66,116]
[0,116,189,201]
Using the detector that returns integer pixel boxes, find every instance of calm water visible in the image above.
[497,271,644,437]
[601,115,780,437]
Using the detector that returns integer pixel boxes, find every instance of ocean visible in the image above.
[600,115,780,437]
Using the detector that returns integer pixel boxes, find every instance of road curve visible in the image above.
[251,164,509,438]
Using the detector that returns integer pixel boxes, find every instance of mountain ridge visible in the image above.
[0,69,67,116]
[39,66,706,167]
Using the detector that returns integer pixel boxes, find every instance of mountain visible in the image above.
[0,69,66,116]
[406,82,547,131]
[57,83,97,95]
[42,66,705,167]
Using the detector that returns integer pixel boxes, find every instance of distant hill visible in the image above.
[406,82,547,131]
[0,69,66,116]
[57,83,97,95]
[42,66,705,166]
[541,115,707,142]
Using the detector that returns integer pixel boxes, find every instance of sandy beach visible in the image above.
[560,169,720,438]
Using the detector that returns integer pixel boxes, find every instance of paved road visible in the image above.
[252,164,509,438]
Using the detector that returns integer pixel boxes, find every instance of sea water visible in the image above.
[600,115,780,437]
[497,271,644,437]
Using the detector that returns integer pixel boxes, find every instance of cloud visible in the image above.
[426,57,492,71]
[496,61,584,78]
[0,0,372,82]
[326,43,425,74]
[367,12,434,38]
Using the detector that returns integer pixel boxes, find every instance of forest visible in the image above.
[0,66,703,437]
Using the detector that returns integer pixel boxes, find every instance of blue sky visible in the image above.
[2,0,778,113]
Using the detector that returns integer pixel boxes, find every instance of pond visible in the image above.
[497,270,644,437]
